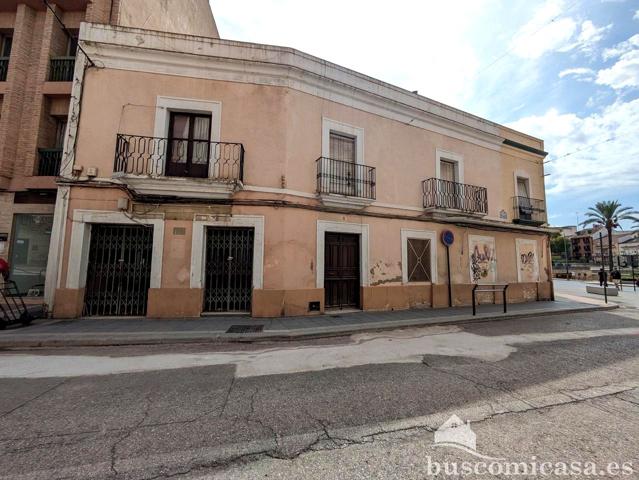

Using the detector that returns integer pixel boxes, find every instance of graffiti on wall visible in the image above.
[469,235,497,283]
[516,238,539,282]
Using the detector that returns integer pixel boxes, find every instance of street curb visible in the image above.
[0,304,619,349]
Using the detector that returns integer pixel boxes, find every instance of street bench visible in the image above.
[472,283,509,316]
[585,284,619,296]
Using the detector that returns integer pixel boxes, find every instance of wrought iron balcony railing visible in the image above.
[113,134,245,182]
[512,196,546,225]
[37,148,62,176]
[316,157,376,200]
[0,57,8,82]
[49,56,75,81]
[422,178,488,215]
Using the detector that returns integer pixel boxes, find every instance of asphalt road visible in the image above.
[1,307,639,479]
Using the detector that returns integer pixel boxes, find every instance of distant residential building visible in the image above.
[619,234,639,258]
[591,230,634,264]
[557,225,577,237]
[570,228,598,261]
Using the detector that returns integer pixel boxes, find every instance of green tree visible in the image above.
[550,233,570,258]
[581,201,639,271]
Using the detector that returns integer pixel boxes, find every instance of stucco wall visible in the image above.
[55,187,551,318]
[117,0,218,38]
[73,67,544,222]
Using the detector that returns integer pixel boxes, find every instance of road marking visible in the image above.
[1,326,639,379]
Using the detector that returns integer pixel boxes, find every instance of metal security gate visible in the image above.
[83,224,153,316]
[204,227,254,312]
[324,232,360,309]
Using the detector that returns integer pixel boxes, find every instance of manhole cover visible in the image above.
[226,324,265,334]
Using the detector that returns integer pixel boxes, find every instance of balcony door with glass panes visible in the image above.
[166,112,212,178]
[329,132,357,196]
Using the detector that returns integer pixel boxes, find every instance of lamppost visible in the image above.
[563,231,569,279]
[599,232,607,304]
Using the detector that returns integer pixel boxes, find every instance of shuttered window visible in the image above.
[517,177,529,198]
[440,160,457,182]
[407,238,431,282]
[330,132,356,163]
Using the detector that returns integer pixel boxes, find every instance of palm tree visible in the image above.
[581,201,639,271]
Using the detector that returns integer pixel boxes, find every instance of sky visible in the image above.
[210,0,639,229]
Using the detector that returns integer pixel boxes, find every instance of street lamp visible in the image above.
[563,231,569,279]
[599,232,608,304]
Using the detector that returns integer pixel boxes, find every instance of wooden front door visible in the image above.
[324,232,360,309]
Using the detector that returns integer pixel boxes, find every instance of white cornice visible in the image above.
[80,23,519,153]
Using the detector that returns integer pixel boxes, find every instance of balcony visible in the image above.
[113,134,245,199]
[422,178,488,216]
[49,57,75,82]
[0,57,8,81]
[316,157,376,209]
[37,148,62,176]
[512,196,546,226]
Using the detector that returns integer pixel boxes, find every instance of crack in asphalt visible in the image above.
[0,378,67,419]
[109,393,153,477]
[422,357,538,411]
[134,385,639,480]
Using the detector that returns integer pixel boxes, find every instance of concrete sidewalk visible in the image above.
[0,296,619,348]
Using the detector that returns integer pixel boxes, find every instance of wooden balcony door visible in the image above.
[329,132,357,196]
[166,112,212,178]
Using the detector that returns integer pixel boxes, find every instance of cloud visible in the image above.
[509,0,577,59]
[596,35,639,90]
[561,20,612,54]
[508,0,609,60]
[635,10,639,20]
[508,99,639,196]
[602,34,639,60]
[596,50,639,89]
[558,67,595,80]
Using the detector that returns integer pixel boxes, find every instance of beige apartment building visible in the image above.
[0,0,216,295]
[44,17,554,319]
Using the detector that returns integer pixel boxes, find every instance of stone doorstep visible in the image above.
[0,303,619,348]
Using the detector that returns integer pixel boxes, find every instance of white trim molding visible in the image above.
[435,148,464,184]
[79,23,520,153]
[319,118,373,209]
[514,170,532,198]
[316,220,370,289]
[66,210,165,290]
[154,96,221,143]
[400,229,438,284]
[321,117,364,164]
[44,186,70,306]
[190,215,265,290]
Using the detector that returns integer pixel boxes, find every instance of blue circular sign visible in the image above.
[441,230,455,246]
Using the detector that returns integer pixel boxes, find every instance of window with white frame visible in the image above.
[440,159,457,182]
[436,149,464,184]
[516,176,530,198]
